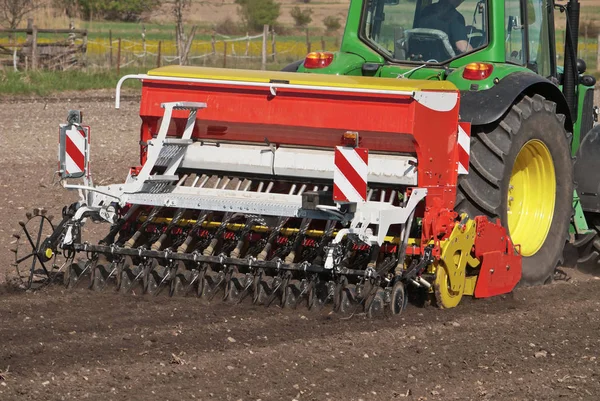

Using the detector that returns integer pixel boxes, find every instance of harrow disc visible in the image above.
[390,281,407,315]
[12,210,63,290]
[366,289,385,318]
[338,287,354,314]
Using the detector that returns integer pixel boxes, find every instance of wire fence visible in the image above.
[85,28,340,71]
[4,22,598,73]
[0,23,342,72]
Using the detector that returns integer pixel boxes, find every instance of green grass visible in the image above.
[0,59,295,96]
[0,67,146,96]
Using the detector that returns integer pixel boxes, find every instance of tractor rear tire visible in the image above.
[456,94,573,285]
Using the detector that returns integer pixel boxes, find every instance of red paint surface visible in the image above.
[473,216,522,298]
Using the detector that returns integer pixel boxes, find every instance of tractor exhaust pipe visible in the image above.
[563,0,580,118]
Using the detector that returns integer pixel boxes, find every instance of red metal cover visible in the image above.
[473,216,522,298]
[138,75,462,214]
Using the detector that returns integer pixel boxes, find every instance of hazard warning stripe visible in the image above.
[333,146,368,203]
[65,127,87,174]
[457,123,471,175]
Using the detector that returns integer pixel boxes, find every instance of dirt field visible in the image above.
[1,94,600,401]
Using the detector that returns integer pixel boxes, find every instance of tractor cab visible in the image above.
[362,0,488,64]
[361,0,554,78]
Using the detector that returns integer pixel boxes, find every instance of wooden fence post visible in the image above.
[109,29,113,68]
[82,31,88,57]
[157,41,162,68]
[31,26,38,70]
[26,18,33,43]
[142,25,147,68]
[271,29,276,62]
[245,32,250,56]
[68,20,75,46]
[223,40,227,68]
[306,28,311,54]
[211,34,216,55]
[321,36,326,51]
[261,24,268,70]
[117,38,122,74]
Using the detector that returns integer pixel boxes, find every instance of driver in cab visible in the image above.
[415,0,473,54]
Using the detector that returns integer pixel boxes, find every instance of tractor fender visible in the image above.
[575,124,600,214]
[459,72,573,132]
[281,60,303,72]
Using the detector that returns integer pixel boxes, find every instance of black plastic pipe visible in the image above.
[563,0,580,118]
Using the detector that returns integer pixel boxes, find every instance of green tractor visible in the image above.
[287,0,599,283]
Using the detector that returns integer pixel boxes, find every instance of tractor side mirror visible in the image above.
[507,16,520,33]
[478,1,484,14]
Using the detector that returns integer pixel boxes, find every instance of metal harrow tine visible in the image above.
[153,268,172,296]
[97,261,119,291]
[206,271,226,301]
[71,257,95,289]
[183,267,200,295]
[124,262,147,293]
[264,275,284,308]
[235,273,255,304]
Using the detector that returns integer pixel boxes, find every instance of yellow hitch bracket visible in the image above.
[433,218,477,308]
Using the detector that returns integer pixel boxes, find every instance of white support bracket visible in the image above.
[323,188,428,269]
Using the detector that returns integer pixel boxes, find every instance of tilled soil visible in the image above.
[0,95,600,401]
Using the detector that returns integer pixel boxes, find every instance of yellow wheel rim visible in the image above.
[507,140,555,257]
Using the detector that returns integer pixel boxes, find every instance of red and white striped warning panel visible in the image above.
[59,125,90,179]
[64,127,88,175]
[333,146,368,203]
[457,122,471,175]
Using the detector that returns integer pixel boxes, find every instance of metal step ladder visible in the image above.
[124,102,206,194]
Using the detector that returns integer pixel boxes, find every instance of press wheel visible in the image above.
[390,281,407,315]
[13,211,58,290]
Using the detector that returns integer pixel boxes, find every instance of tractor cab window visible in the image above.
[505,0,553,76]
[505,0,525,65]
[527,0,553,77]
[362,0,488,64]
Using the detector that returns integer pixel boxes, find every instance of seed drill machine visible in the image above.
[12,0,600,314]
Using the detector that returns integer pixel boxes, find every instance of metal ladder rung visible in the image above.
[161,102,207,111]
[163,138,194,146]
[145,175,180,182]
